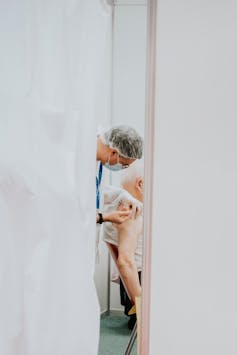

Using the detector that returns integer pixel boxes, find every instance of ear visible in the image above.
[107,148,119,165]
[110,148,118,157]
[136,177,143,192]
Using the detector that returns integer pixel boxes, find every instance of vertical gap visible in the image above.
[140,0,157,354]
[107,1,115,315]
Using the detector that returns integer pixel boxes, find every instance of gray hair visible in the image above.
[102,125,143,159]
[121,159,144,186]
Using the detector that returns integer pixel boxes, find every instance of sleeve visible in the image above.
[101,185,143,215]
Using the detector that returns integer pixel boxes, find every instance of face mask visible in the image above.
[104,162,124,171]
[104,152,130,171]
[104,152,127,171]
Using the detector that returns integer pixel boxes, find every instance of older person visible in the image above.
[102,161,144,326]
[96,125,143,225]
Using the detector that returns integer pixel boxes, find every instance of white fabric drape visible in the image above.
[0,1,111,354]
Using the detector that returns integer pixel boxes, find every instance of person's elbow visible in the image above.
[117,252,135,270]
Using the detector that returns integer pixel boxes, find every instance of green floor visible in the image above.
[98,314,137,355]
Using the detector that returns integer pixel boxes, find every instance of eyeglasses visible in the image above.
[117,154,130,169]
[121,164,129,169]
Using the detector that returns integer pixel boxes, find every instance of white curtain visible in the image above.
[0,1,111,354]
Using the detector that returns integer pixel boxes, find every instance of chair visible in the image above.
[106,242,138,355]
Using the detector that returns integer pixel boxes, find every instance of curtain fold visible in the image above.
[0,1,111,354]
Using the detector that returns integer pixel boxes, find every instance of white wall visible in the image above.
[150,1,237,354]
[110,3,147,311]
[112,5,146,137]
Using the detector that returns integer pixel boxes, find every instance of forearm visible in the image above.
[117,261,141,304]
[102,213,111,222]
[96,211,132,224]
[116,221,141,303]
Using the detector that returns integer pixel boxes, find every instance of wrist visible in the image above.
[102,213,108,222]
[97,212,104,224]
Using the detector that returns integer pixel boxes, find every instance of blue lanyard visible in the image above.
[96,162,103,209]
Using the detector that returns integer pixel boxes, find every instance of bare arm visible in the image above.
[115,215,142,304]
